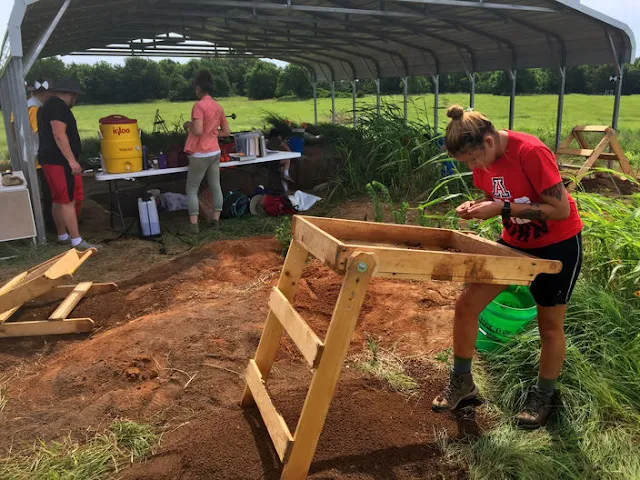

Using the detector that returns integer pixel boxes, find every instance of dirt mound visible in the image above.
[0,236,467,479]
[120,370,467,480]
[292,263,458,356]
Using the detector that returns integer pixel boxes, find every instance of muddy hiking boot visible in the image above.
[432,370,479,412]
[515,386,555,430]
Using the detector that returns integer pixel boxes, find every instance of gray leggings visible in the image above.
[186,153,223,216]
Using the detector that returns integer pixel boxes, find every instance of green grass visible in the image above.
[441,281,640,480]
[0,420,157,480]
[427,188,640,479]
[3,94,640,161]
[355,336,420,397]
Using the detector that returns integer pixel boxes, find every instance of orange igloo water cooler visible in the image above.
[99,115,143,173]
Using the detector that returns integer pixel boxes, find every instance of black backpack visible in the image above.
[221,190,250,219]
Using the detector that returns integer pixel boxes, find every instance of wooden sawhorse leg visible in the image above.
[241,239,309,406]
[283,252,375,479]
[241,240,376,480]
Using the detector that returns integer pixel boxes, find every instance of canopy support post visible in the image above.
[608,32,625,132]
[331,81,336,124]
[312,81,318,125]
[375,78,381,114]
[0,77,20,170]
[612,68,624,132]
[468,72,476,110]
[4,57,46,244]
[24,0,72,74]
[432,74,439,133]
[555,66,567,151]
[403,76,409,124]
[508,69,517,130]
[352,80,357,127]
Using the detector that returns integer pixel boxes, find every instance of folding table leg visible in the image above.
[113,180,127,233]
[108,180,114,229]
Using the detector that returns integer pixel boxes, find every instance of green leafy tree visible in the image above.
[167,73,192,101]
[64,63,92,103]
[26,57,67,85]
[224,58,256,95]
[83,61,122,103]
[491,69,538,95]
[622,59,640,95]
[246,61,281,99]
[407,76,432,94]
[276,64,313,98]
[380,77,403,94]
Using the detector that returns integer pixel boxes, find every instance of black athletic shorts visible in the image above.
[498,232,583,307]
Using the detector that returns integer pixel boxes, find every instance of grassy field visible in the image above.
[2,93,640,162]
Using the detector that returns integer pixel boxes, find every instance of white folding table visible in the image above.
[95,151,301,231]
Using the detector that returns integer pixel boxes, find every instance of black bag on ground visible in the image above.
[221,190,250,219]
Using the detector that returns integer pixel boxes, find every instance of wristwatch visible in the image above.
[501,200,511,224]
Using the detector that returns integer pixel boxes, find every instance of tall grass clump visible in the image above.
[447,281,640,480]
[0,420,157,480]
[573,191,640,295]
[330,104,446,200]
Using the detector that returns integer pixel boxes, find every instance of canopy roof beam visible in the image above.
[192,29,359,78]
[23,0,70,73]
[211,21,383,78]
[391,0,556,13]
[168,0,423,19]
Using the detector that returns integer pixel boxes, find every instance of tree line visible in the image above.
[26,56,640,105]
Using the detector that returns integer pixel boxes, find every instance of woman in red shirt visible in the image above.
[432,105,583,429]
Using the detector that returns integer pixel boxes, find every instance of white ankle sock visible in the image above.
[71,237,83,247]
[58,233,70,241]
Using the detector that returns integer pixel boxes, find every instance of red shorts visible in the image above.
[41,164,84,205]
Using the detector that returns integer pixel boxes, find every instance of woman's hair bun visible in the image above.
[447,105,465,121]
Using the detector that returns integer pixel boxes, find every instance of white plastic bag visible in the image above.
[289,190,321,212]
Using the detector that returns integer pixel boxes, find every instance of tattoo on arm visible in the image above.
[541,181,565,201]
[519,207,549,222]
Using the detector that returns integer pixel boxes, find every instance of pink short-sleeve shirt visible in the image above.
[184,95,224,155]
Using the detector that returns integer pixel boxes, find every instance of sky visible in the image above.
[0,0,638,67]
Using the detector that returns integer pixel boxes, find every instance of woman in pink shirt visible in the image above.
[183,70,231,233]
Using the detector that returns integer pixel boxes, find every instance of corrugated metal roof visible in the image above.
[19,0,636,81]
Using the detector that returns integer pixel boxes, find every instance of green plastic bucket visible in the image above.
[476,286,537,353]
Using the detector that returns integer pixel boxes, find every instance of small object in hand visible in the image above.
[1,174,24,187]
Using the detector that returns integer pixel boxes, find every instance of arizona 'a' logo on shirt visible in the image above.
[492,177,512,199]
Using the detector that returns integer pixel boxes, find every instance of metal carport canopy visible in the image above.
[18,0,636,81]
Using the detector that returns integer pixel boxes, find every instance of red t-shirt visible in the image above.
[473,131,583,249]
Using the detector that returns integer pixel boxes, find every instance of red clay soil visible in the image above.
[0,237,472,479]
